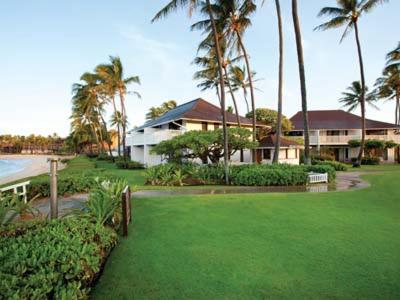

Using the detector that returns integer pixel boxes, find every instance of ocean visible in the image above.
[0,159,31,179]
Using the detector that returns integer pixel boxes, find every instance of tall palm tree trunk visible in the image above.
[119,91,128,161]
[206,0,229,184]
[354,22,366,164]
[395,94,399,125]
[111,96,121,157]
[236,32,256,162]
[216,85,222,106]
[273,0,284,164]
[292,0,311,165]
[99,114,114,160]
[223,66,241,127]
[243,88,250,113]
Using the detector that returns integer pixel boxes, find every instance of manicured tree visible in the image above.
[316,0,389,165]
[246,108,293,132]
[292,0,311,165]
[339,81,378,112]
[273,0,284,164]
[153,0,230,184]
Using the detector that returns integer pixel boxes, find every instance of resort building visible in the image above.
[288,110,400,163]
[127,98,302,166]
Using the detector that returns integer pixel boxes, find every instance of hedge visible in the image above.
[0,218,117,299]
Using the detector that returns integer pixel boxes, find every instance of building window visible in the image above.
[327,130,340,136]
[214,123,220,129]
[202,122,208,131]
[263,149,271,160]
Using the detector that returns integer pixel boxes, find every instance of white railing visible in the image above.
[310,135,400,145]
[130,130,183,146]
[0,181,30,203]
[308,173,328,184]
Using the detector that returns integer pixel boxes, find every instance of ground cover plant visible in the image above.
[92,168,400,299]
[0,218,118,299]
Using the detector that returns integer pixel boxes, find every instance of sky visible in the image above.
[0,0,398,137]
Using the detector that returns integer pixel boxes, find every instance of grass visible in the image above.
[92,170,400,299]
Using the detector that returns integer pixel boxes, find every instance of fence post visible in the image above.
[121,185,132,236]
[49,159,58,219]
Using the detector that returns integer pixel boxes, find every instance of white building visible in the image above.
[127,98,302,167]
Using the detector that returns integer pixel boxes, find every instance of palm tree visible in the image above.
[273,0,284,164]
[292,0,311,165]
[375,67,400,124]
[229,65,257,114]
[153,0,230,184]
[146,100,177,120]
[339,81,378,112]
[315,0,388,164]
[385,42,400,70]
[96,56,141,160]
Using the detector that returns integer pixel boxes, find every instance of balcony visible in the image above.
[130,129,183,146]
[309,134,400,146]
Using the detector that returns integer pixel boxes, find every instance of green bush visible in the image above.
[115,160,144,170]
[313,160,348,171]
[146,163,190,186]
[361,157,380,165]
[97,153,114,161]
[60,158,71,164]
[233,164,309,186]
[27,171,114,199]
[0,218,118,299]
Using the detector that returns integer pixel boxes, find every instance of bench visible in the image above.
[0,181,31,203]
[308,173,328,184]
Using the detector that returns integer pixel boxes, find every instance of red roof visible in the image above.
[258,134,301,148]
[290,110,400,130]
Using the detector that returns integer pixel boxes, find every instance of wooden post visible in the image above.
[49,159,58,219]
[121,185,132,236]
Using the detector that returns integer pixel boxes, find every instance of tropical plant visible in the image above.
[153,0,230,184]
[246,108,293,132]
[315,0,389,164]
[146,100,178,120]
[292,0,311,165]
[339,81,378,112]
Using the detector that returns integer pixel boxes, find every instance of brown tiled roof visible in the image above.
[134,98,266,131]
[290,110,400,130]
[258,134,301,148]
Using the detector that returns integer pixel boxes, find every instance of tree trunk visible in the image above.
[216,85,222,106]
[243,87,250,113]
[354,22,366,164]
[100,113,114,161]
[292,0,311,165]
[236,32,256,162]
[223,65,241,127]
[111,96,121,157]
[395,94,399,125]
[206,0,229,184]
[273,0,284,164]
[119,89,128,161]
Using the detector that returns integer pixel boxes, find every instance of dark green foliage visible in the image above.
[311,154,334,162]
[313,160,348,171]
[232,165,309,186]
[361,157,380,165]
[97,153,114,161]
[27,171,115,199]
[145,163,336,186]
[385,140,397,149]
[0,218,117,299]
[60,158,71,164]
[115,160,144,170]
[348,139,361,148]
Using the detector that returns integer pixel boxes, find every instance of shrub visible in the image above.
[311,154,334,163]
[361,157,380,165]
[27,171,114,199]
[313,160,348,171]
[97,153,114,161]
[348,140,361,148]
[233,164,309,186]
[0,218,117,299]
[86,153,99,159]
[115,160,144,170]
[60,158,70,164]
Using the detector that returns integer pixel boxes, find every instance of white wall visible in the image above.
[131,146,144,163]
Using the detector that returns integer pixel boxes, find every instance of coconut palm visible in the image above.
[339,81,378,112]
[95,56,141,159]
[146,100,177,120]
[292,0,311,165]
[315,0,388,164]
[153,0,230,184]
[385,42,400,70]
[375,67,400,124]
[272,0,284,164]
[230,65,259,114]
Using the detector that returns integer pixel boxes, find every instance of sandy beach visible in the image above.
[0,155,68,185]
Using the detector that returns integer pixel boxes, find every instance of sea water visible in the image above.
[0,159,31,179]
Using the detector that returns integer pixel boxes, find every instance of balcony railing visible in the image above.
[309,134,400,145]
[130,129,183,146]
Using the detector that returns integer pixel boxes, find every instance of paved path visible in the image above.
[31,172,370,215]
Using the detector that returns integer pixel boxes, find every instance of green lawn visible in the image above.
[92,170,400,299]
